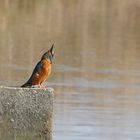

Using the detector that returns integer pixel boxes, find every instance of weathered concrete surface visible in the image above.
[0,86,54,140]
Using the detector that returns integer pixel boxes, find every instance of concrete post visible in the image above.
[0,86,54,140]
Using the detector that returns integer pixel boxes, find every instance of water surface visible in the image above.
[0,0,140,140]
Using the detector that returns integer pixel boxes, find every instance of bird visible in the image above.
[21,44,54,88]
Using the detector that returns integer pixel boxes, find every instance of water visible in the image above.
[0,0,140,140]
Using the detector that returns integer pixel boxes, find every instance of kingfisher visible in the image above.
[21,44,54,88]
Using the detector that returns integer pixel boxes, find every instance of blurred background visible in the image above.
[0,0,140,140]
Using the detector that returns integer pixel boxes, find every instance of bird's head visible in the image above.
[41,44,54,63]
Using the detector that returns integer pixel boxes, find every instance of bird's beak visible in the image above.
[50,44,54,54]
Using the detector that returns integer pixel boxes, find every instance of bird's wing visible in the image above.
[32,61,42,76]
[21,61,42,87]
[28,61,43,82]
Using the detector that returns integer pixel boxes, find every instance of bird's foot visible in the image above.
[31,85,47,89]
[39,85,47,89]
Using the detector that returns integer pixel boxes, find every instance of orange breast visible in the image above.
[32,59,52,85]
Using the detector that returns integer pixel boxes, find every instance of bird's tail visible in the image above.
[21,82,31,87]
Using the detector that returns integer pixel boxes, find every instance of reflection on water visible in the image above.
[0,0,140,140]
[54,91,140,140]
